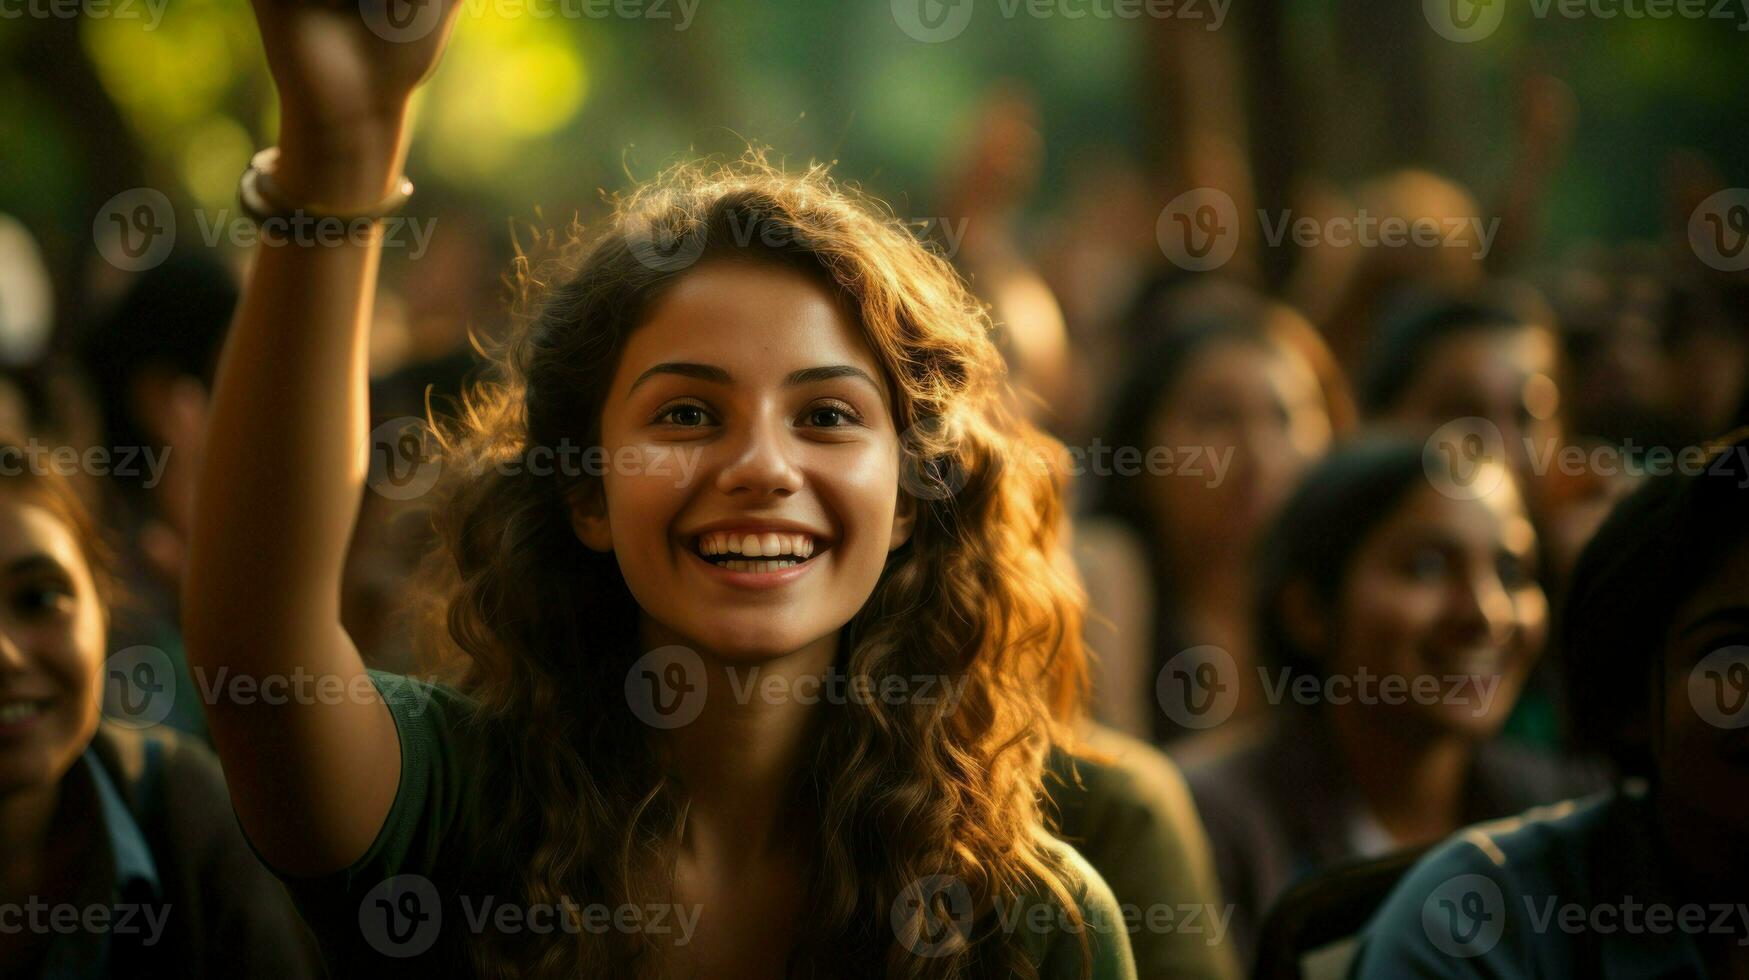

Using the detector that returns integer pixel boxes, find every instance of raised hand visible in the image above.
[248,0,464,203]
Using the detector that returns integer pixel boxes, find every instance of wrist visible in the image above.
[274,109,411,208]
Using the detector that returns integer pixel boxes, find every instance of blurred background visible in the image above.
[5,5,1749,973]
[4,0,1748,707]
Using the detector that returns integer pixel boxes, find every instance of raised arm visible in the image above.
[180,0,460,875]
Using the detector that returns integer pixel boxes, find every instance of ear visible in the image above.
[567,484,614,553]
[889,489,918,552]
[1279,578,1330,660]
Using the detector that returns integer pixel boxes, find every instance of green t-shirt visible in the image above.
[1047,725,1242,980]
[269,671,1137,979]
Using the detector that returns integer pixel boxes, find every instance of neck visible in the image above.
[641,617,830,870]
[1327,705,1472,846]
[1168,545,1244,611]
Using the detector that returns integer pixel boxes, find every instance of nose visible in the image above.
[1449,565,1517,649]
[0,627,25,675]
[712,412,804,498]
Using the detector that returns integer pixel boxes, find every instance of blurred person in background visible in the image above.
[936,105,1243,977]
[0,431,316,978]
[75,252,240,738]
[1077,283,1353,741]
[1175,439,1603,967]
[936,84,1082,441]
[1358,292,1565,503]
[1353,429,1749,978]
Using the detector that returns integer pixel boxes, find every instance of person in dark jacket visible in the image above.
[1174,438,1604,966]
[0,432,316,978]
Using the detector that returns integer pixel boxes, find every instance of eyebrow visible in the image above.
[626,362,880,398]
[2,554,66,576]
[1677,605,1749,639]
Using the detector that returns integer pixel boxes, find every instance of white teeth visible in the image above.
[697,531,818,559]
[0,701,43,724]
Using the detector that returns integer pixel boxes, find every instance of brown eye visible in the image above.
[14,584,74,619]
[802,402,862,428]
[1404,548,1449,581]
[657,404,714,427]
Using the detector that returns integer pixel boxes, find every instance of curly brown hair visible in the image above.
[409,155,1094,979]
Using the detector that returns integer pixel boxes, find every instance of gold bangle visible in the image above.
[237,147,415,226]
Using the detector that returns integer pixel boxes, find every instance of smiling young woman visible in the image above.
[177,2,1136,977]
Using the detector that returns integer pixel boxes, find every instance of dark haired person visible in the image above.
[1352,430,1749,978]
[1077,289,1353,741]
[0,433,316,978]
[1359,293,1563,493]
[1174,439,1600,966]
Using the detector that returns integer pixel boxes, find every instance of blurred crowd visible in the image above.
[2,43,1748,980]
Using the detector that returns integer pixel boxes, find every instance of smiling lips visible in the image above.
[695,530,819,573]
[0,698,47,733]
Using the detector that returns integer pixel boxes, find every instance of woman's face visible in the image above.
[1326,472,1546,738]
[1389,325,1562,487]
[576,261,914,663]
[0,493,108,795]
[1657,536,1749,826]
[1146,337,1332,552]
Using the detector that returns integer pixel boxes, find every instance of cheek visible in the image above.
[1510,588,1549,656]
[820,452,900,562]
[1334,577,1437,672]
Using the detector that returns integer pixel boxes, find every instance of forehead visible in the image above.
[1172,337,1316,398]
[1373,476,1534,551]
[1425,324,1555,378]
[614,261,882,387]
[0,491,88,572]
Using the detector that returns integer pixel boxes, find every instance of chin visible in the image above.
[683,621,822,664]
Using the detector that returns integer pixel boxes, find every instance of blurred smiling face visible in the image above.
[1327,468,1546,738]
[0,491,108,794]
[571,260,915,662]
